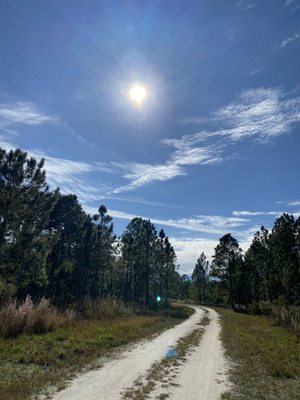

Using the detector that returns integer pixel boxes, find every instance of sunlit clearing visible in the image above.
[129,84,147,105]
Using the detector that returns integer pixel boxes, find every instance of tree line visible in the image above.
[0,148,181,307]
[191,215,300,309]
[2,147,298,312]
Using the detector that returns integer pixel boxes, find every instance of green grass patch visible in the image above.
[218,308,300,400]
[0,306,193,400]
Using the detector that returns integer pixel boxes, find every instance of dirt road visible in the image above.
[51,307,230,400]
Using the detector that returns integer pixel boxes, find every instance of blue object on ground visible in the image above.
[165,346,177,358]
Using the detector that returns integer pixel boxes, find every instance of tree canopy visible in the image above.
[0,148,179,307]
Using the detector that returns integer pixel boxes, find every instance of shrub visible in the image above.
[25,298,58,334]
[258,300,273,316]
[160,305,194,319]
[0,299,27,338]
[271,303,300,338]
[0,296,76,338]
[79,297,132,320]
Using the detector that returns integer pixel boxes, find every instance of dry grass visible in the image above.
[0,297,75,338]
[78,297,132,320]
[0,305,192,400]
[271,304,300,338]
[218,308,300,400]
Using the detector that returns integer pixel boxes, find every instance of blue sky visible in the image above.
[1,0,300,273]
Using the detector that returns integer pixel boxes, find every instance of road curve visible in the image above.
[51,306,230,400]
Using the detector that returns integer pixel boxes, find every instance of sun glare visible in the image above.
[129,84,147,105]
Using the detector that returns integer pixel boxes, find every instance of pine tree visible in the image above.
[47,194,88,305]
[0,148,55,301]
[90,205,115,299]
[245,226,273,302]
[211,234,242,309]
[192,252,209,303]
[269,214,299,303]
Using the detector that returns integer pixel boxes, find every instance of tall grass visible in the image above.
[0,296,75,338]
[247,300,300,337]
[0,296,135,339]
[271,303,300,338]
[78,297,132,319]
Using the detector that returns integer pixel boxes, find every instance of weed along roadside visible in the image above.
[0,302,193,400]
[218,308,300,400]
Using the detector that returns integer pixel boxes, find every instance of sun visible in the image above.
[128,84,147,105]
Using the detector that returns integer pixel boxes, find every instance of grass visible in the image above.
[0,305,193,400]
[218,308,300,400]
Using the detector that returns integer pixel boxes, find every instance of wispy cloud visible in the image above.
[26,149,113,203]
[0,100,100,149]
[287,201,300,206]
[212,87,300,141]
[85,206,250,235]
[250,68,262,75]
[181,87,300,142]
[112,162,185,194]
[112,86,300,194]
[168,215,250,234]
[236,0,256,11]
[112,142,221,193]
[178,117,208,125]
[113,125,223,194]
[284,0,297,6]
[277,200,300,206]
[2,87,299,201]
[0,134,113,204]
[0,133,17,150]
[233,210,300,220]
[98,195,184,209]
[169,141,222,166]
[280,33,299,48]
[232,210,281,216]
[0,102,56,128]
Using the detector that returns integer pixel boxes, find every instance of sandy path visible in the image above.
[51,307,204,400]
[163,307,231,400]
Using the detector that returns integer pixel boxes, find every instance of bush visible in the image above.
[244,300,300,337]
[271,303,300,336]
[25,298,58,334]
[160,305,194,319]
[0,296,76,338]
[0,298,28,338]
[79,297,132,320]
[258,300,273,315]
